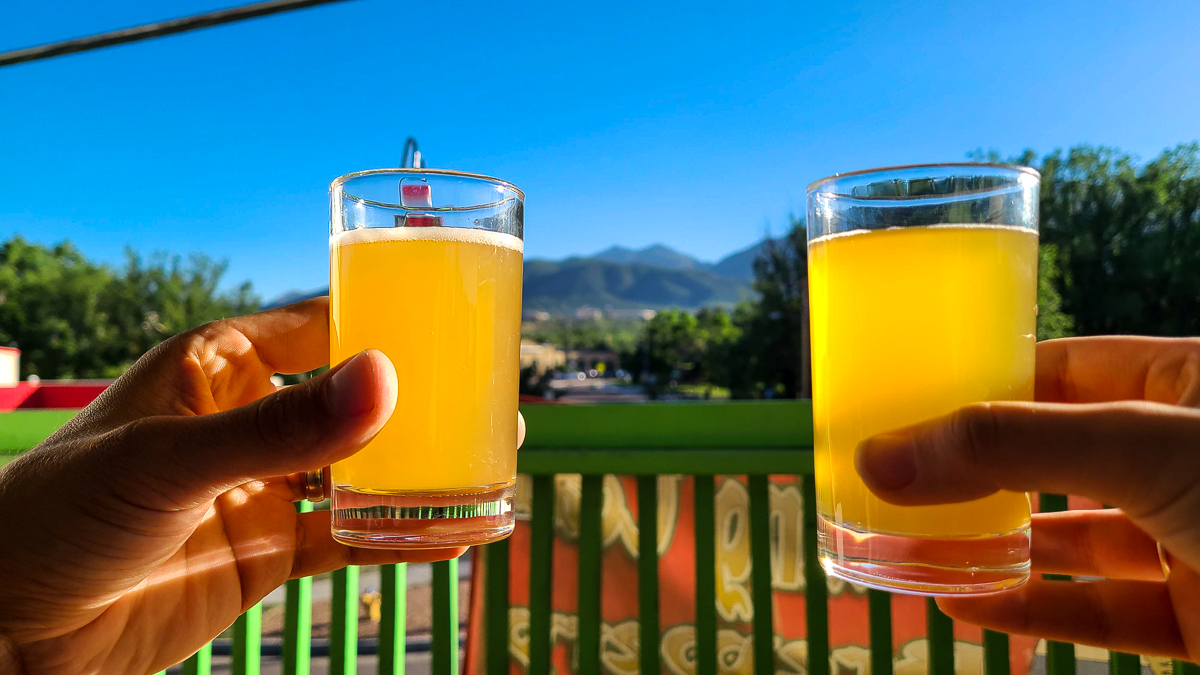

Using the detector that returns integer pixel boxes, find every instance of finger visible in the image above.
[1031,510,1165,581]
[518,411,526,449]
[54,298,334,436]
[1036,336,1200,406]
[937,578,1188,659]
[105,349,397,509]
[854,400,1200,518]
[211,296,332,376]
[291,510,467,578]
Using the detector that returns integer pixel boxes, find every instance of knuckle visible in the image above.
[253,389,301,449]
[947,403,1001,467]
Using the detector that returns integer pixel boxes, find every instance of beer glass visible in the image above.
[806,163,1039,594]
[328,169,524,548]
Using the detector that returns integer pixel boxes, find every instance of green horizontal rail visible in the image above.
[517,448,813,475]
[520,400,813,449]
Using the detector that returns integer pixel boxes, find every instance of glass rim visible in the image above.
[330,168,526,209]
[806,162,1041,198]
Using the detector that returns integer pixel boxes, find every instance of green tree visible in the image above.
[1037,245,1074,340]
[973,143,1200,337]
[721,221,810,399]
[0,236,259,379]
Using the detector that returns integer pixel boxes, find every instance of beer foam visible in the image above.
[331,225,524,253]
[808,223,1035,247]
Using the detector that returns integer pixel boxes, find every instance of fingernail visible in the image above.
[856,433,918,491]
[326,351,378,418]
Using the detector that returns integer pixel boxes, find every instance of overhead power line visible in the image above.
[0,0,354,69]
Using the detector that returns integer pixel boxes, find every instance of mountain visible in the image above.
[266,240,776,311]
[523,259,747,312]
[590,244,706,271]
[710,239,777,281]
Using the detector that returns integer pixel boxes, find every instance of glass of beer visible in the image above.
[328,169,524,548]
[806,164,1039,594]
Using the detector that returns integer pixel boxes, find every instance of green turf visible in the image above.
[0,409,79,454]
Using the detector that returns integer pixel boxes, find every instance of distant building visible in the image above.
[564,348,618,372]
[522,310,551,322]
[607,308,657,321]
[520,340,566,374]
[0,347,17,387]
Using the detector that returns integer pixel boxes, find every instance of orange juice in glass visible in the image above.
[806,164,1040,594]
[328,169,524,548]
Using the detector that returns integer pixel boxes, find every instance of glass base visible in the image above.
[818,515,1030,596]
[332,483,515,549]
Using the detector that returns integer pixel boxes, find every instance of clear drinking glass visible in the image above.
[328,169,524,548]
[806,163,1040,594]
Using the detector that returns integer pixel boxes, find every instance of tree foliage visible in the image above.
[0,236,259,379]
[972,143,1200,337]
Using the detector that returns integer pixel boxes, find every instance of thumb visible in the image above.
[111,349,397,508]
[854,400,1200,522]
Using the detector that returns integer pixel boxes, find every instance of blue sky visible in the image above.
[2,0,1198,300]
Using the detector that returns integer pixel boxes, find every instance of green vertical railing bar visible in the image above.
[637,475,661,675]
[801,475,829,675]
[330,565,360,675]
[284,500,313,675]
[694,475,718,675]
[485,539,510,675]
[1107,651,1138,675]
[432,558,460,675]
[1039,494,1076,675]
[867,590,892,675]
[926,598,954,675]
[183,643,212,675]
[1175,660,1200,675]
[577,474,605,675]
[748,475,775,675]
[233,603,262,675]
[529,474,555,675]
[379,563,407,675]
[983,630,1010,675]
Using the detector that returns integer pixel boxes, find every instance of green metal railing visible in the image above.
[3,403,1198,674]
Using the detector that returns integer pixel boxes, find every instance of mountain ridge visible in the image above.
[267,239,774,311]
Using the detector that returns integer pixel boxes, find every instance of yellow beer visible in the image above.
[808,224,1036,539]
[329,226,523,494]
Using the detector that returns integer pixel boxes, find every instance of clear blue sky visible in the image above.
[2,0,1198,300]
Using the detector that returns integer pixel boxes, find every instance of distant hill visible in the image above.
[590,244,706,271]
[523,259,748,312]
[710,239,775,281]
[266,239,777,311]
